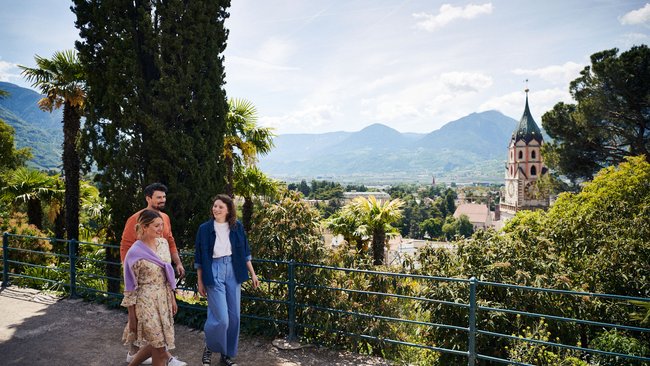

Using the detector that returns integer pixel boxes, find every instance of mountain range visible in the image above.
[0,81,527,183]
[259,110,520,183]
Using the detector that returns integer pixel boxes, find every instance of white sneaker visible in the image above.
[126,351,153,364]
[167,356,188,366]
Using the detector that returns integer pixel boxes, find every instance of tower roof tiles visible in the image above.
[511,92,543,144]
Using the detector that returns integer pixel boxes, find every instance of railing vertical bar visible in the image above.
[288,260,296,341]
[468,276,477,366]
[2,232,9,286]
[69,239,77,298]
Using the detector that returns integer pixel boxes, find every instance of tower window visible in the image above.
[518,151,523,159]
[531,150,536,159]
[531,165,537,176]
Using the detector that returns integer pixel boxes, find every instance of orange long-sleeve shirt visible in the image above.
[120,209,178,263]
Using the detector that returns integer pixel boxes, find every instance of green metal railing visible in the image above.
[2,232,649,365]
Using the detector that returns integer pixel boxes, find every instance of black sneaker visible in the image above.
[202,346,212,366]
[220,355,237,366]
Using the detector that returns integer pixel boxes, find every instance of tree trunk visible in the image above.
[104,227,121,294]
[242,197,253,233]
[27,198,43,229]
[63,103,81,246]
[54,210,66,255]
[372,227,386,265]
[225,154,234,198]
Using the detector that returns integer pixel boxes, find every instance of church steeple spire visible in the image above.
[512,87,543,144]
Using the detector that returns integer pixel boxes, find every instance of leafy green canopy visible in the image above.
[0,120,32,172]
[415,156,650,363]
[542,45,650,182]
[73,0,231,243]
[0,89,31,172]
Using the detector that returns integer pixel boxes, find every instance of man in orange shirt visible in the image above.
[121,182,186,277]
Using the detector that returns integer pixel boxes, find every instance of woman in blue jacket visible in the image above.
[195,194,259,366]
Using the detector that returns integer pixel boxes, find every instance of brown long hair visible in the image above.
[212,194,237,227]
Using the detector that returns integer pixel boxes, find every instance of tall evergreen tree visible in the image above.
[73,0,231,246]
[542,45,650,182]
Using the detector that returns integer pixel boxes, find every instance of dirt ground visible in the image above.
[0,285,392,366]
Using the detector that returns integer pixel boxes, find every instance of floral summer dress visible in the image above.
[122,238,175,349]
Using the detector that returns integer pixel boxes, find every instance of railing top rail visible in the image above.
[296,262,471,283]
[478,280,650,303]
[2,232,119,249]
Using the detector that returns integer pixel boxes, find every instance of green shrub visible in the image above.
[589,329,649,366]
[0,213,53,272]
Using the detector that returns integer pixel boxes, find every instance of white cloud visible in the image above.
[440,71,492,92]
[256,37,296,65]
[621,32,650,44]
[479,88,572,122]
[361,95,424,122]
[413,3,493,31]
[0,60,22,83]
[512,62,585,85]
[260,104,341,134]
[620,3,650,25]
[226,55,299,73]
[225,55,302,93]
[356,69,493,131]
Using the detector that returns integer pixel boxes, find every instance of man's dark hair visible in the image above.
[144,183,168,198]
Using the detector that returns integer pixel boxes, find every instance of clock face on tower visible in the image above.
[524,181,536,199]
[507,181,515,198]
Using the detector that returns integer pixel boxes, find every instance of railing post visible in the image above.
[287,260,296,341]
[468,276,477,366]
[3,233,9,287]
[69,239,78,298]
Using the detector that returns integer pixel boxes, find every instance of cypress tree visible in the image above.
[73,0,230,283]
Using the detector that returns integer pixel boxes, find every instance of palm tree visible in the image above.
[341,196,404,265]
[20,50,85,242]
[223,98,274,197]
[233,165,279,232]
[326,208,366,251]
[40,175,66,240]
[1,167,57,229]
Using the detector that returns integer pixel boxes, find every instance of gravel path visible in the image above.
[0,286,392,366]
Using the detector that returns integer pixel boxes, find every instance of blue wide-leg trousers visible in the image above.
[204,256,241,357]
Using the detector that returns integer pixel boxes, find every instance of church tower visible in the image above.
[500,89,548,220]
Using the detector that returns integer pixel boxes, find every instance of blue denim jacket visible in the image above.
[194,219,252,285]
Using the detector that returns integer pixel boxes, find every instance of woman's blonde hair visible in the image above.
[135,209,162,238]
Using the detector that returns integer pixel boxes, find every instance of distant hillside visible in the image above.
[259,111,521,183]
[415,110,516,158]
[0,82,63,170]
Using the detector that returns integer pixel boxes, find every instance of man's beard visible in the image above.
[153,203,166,211]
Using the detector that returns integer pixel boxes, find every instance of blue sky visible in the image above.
[1,1,649,134]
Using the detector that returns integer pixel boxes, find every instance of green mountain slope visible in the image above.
[0,82,63,170]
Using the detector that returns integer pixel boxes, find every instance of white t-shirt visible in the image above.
[212,221,232,258]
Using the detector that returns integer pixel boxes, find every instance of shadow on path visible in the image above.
[0,286,391,366]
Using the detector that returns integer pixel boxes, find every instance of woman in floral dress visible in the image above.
[122,209,179,366]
